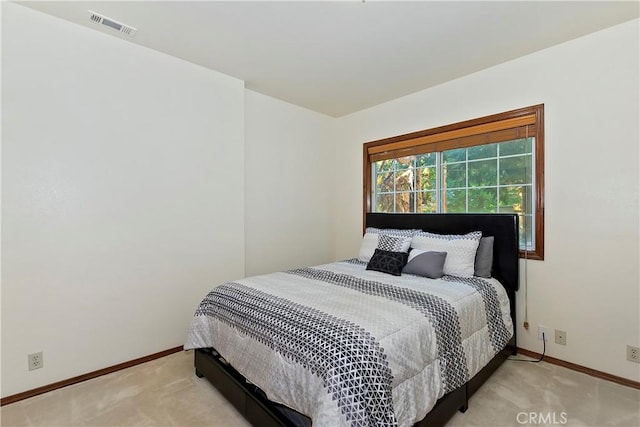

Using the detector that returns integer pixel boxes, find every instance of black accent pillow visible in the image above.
[366,249,409,276]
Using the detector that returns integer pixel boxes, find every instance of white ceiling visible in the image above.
[18,1,640,117]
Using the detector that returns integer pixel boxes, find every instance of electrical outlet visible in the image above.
[28,352,43,371]
[555,330,567,345]
[538,325,550,341]
[628,345,640,363]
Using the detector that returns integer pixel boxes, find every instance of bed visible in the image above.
[185,213,519,427]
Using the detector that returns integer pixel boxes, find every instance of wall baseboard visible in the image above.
[0,346,183,406]
[3,345,637,406]
[517,347,640,390]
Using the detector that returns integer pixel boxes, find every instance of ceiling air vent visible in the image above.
[88,10,137,37]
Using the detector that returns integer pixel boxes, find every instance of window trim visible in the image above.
[363,104,544,260]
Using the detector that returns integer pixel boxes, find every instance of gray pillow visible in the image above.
[402,251,447,279]
[474,236,494,278]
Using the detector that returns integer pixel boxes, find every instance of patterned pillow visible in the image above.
[366,249,409,276]
[411,231,482,277]
[377,233,412,252]
[357,228,415,262]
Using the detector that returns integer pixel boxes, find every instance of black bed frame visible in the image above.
[194,213,519,427]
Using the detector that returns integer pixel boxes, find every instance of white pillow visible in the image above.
[411,231,482,277]
[357,228,415,262]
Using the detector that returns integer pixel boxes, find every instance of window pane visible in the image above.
[444,189,466,213]
[519,214,535,249]
[395,157,413,170]
[376,194,394,212]
[417,191,437,213]
[395,170,413,191]
[499,185,532,215]
[500,138,533,156]
[395,192,413,212]
[468,159,497,187]
[443,148,466,163]
[499,155,532,185]
[417,166,437,190]
[468,143,497,160]
[416,152,436,167]
[444,163,466,188]
[376,172,394,192]
[469,188,497,213]
[376,159,394,172]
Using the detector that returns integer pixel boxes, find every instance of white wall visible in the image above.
[334,20,640,381]
[1,3,245,397]
[244,90,335,276]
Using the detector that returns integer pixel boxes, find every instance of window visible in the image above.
[363,105,544,259]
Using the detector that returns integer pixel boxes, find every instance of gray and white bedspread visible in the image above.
[185,259,513,427]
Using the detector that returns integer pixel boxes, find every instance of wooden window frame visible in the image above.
[363,104,545,260]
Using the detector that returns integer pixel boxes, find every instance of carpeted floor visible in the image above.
[1,350,638,426]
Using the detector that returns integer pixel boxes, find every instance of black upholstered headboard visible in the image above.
[365,213,520,294]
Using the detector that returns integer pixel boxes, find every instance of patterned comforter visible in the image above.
[184,259,513,427]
